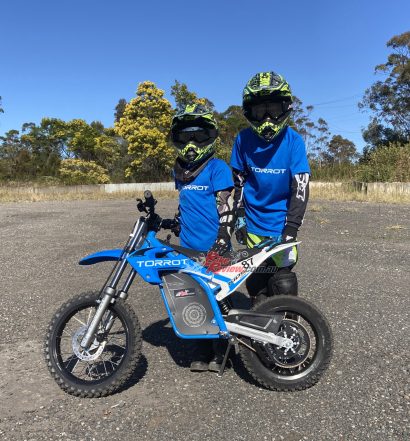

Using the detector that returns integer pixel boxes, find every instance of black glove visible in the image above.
[161,218,181,237]
[281,225,298,243]
[234,208,246,245]
[209,236,231,256]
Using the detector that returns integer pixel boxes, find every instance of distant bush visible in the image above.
[310,162,358,182]
[358,143,410,182]
[59,159,110,185]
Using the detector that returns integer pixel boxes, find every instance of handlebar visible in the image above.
[143,190,156,210]
[137,190,157,214]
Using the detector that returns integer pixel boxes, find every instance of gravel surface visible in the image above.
[0,198,409,441]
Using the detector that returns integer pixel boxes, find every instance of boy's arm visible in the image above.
[232,168,247,245]
[208,189,234,255]
[282,173,310,242]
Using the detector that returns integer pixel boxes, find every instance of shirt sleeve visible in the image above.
[290,135,311,176]
[211,160,234,193]
[230,133,246,172]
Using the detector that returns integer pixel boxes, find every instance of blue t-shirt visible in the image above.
[230,126,310,236]
[175,158,234,250]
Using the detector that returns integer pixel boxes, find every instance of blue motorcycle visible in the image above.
[45,191,332,397]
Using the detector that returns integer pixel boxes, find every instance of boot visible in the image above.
[208,340,228,372]
[190,340,212,372]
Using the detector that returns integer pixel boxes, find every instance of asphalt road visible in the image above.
[0,197,409,441]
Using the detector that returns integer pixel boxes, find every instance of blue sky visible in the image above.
[1,0,409,152]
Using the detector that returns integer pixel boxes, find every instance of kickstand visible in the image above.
[217,338,235,377]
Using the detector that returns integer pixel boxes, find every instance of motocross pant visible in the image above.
[245,232,299,298]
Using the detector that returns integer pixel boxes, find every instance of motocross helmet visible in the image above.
[243,71,293,142]
[171,104,218,164]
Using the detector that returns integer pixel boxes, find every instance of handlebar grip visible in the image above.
[144,190,156,209]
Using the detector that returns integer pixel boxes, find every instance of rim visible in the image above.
[251,309,320,381]
[54,303,128,385]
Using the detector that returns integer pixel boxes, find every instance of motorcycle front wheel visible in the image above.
[239,295,333,391]
[44,291,142,398]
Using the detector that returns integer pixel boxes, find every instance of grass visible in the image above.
[313,216,330,225]
[0,188,178,203]
[310,184,410,204]
[385,225,407,230]
[0,183,409,204]
[309,204,325,212]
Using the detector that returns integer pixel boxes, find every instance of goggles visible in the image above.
[248,101,291,122]
[172,127,217,148]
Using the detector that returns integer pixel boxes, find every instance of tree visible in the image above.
[325,135,357,164]
[0,96,4,114]
[0,130,32,180]
[114,99,127,123]
[20,118,69,177]
[65,119,120,173]
[114,81,174,181]
[359,31,410,149]
[312,118,331,165]
[215,105,249,162]
[59,159,110,184]
[171,80,215,110]
[290,97,316,155]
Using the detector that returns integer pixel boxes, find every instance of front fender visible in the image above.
[79,249,123,265]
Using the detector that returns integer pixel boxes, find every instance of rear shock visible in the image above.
[218,297,233,315]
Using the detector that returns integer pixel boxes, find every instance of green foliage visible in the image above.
[0,96,4,114]
[0,130,32,180]
[20,118,69,177]
[325,135,358,164]
[171,80,214,110]
[360,31,410,149]
[114,99,127,123]
[115,81,174,181]
[310,162,358,182]
[64,119,121,172]
[358,143,410,182]
[215,105,249,162]
[59,159,110,184]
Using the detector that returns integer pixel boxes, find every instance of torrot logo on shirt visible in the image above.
[182,184,209,191]
[250,166,286,174]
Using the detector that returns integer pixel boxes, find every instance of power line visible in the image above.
[311,94,362,107]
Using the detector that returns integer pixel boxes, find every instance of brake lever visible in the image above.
[136,198,148,213]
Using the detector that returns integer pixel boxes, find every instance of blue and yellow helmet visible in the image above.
[171,104,218,164]
[243,72,293,142]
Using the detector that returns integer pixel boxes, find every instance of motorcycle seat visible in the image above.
[158,239,260,268]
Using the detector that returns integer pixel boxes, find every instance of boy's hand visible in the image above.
[209,236,230,256]
[281,225,298,243]
[161,218,181,237]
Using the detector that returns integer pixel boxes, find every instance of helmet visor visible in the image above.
[172,127,217,149]
[248,101,290,122]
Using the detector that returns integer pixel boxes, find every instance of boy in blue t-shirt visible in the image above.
[230,72,310,301]
[161,104,234,372]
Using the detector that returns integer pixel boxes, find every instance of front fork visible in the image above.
[80,218,144,349]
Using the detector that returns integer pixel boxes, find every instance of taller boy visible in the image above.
[231,71,310,300]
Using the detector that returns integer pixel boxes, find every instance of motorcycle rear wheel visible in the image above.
[44,291,142,398]
[239,295,332,391]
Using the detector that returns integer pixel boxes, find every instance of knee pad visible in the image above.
[268,270,298,296]
[245,269,271,297]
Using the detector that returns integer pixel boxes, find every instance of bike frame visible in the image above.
[79,216,299,347]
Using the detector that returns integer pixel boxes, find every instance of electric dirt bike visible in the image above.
[44,191,333,397]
